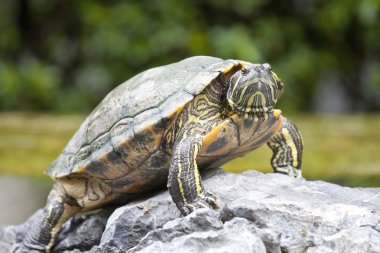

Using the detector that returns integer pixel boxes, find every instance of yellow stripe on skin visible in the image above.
[193,144,202,194]
[46,206,55,253]
[176,148,188,205]
[45,200,58,252]
[46,203,79,253]
[222,63,236,74]
[269,82,276,103]
[229,75,242,101]
[272,115,284,136]
[236,85,249,105]
[281,128,298,168]
[274,109,282,118]
[248,91,266,121]
[247,91,265,109]
[47,222,64,252]
[73,166,86,174]
[222,61,252,74]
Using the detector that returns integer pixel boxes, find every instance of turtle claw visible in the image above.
[180,191,219,216]
[275,166,303,179]
[200,190,219,208]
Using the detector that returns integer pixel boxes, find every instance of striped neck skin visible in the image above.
[232,102,274,120]
[227,63,283,120]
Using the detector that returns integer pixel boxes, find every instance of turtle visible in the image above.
[19,56,303,252]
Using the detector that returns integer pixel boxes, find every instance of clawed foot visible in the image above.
[180,191,219,216]
[275,166,304,179]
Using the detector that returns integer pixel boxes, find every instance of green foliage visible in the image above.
[0,60,60,110]
[0,0,379,112]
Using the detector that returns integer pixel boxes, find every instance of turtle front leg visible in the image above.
[17,185,81,253]
[267,117,303,179]
[168,137,218,216]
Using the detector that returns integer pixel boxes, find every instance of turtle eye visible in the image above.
[241,68,249,76]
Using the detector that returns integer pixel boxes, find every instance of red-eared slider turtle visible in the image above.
[20,56,303,252]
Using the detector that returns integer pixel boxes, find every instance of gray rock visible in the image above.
[1,169,379,253]
[98,192,180,251]
[0,210,44,253]
[128,209,266,253]
[53,208,114,253]
[214,171,380,252]
[307,226,380,253]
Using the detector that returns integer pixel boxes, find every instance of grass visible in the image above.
[0,112,379,187]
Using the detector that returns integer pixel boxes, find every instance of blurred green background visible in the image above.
[1,0,380,190]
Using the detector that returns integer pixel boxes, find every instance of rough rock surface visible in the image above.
[1,169,379,253]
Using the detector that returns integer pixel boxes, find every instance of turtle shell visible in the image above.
[47,56,243,178]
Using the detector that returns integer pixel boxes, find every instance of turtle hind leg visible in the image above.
[18,185,81,253]
[267,117,304,179]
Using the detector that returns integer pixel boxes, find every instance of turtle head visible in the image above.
[227,63,284,118]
